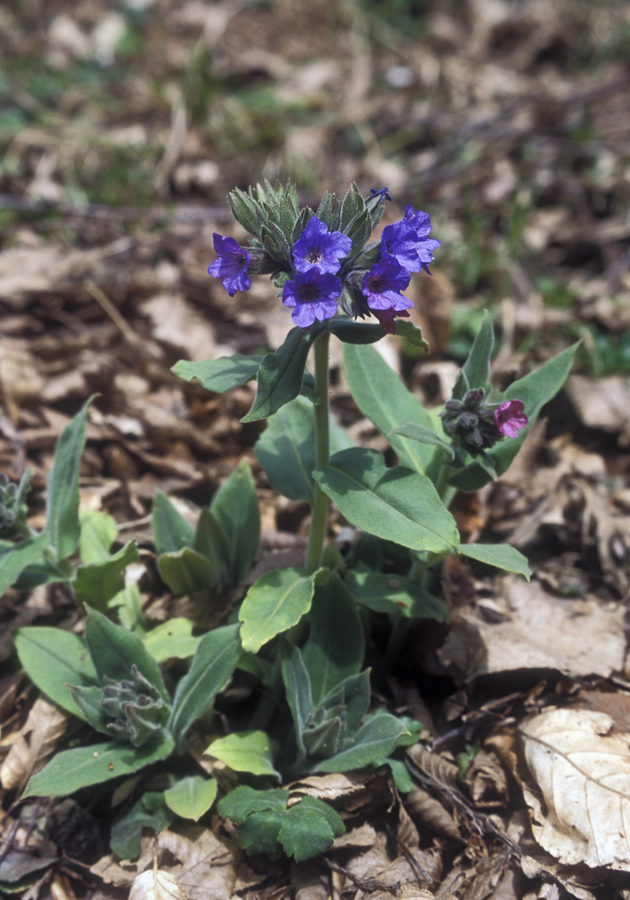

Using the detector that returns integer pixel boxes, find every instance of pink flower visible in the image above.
[493,400,528,438]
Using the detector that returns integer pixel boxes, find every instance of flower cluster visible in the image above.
[440,389,528,450]
[207,182,440,333]
[98,665,169,748]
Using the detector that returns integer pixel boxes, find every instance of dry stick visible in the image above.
[324,858,401,895]
[384,821,433,885]
[83,279,145,354]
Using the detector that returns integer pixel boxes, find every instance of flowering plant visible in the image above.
[10,181,578,865]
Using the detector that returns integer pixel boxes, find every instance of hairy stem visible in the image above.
[305,329,331,576]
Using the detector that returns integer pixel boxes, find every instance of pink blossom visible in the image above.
[493,400,528,438]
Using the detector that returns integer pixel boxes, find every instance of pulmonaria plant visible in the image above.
[11,181,579,867]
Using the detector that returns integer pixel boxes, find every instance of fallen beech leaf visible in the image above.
[0,697,69,791]
[129,867,187,900]
[520,708,630,871]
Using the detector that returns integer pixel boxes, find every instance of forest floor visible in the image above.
[1,0,630,898]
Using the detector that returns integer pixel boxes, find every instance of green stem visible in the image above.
[305,329,330,576]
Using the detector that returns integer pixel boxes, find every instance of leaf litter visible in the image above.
[1,0,630,897]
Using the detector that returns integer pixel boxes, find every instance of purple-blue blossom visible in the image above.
[292,217,352,274]
[282,269,342,328]
[208,233,252,297]
[381,206,440,273]
[494,400,528,438]
[361,257,412,313]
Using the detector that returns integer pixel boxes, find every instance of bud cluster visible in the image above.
[0,470,32,535]
[99,664,169,748]
[208,181,440,334]
[440,389,528,450]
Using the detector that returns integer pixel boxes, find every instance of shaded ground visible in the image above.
[1,0,630,898]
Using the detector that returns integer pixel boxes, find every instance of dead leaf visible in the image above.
[129,868,187,900]
[520,707,630,871]
[0,696,69,791]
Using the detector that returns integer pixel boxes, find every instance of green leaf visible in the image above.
[79,510,118,563]
[254,395,354,503]
[281,641,313,756]
[388,422,455,462]
[172,355,262,393]
[217,785,289,823]
[193,507,229,584]
[346,570,449,620]
[394,319,429,354]
[302,573,364,704]
[0,532,49,596]
[111,792,175,859]
[297,796,345,837]
[378,757,414,793]
[46,397,94,561]
[157,547,216,595]
[459,543,531,579]
[278,805,335,862]
[67,684,111,735]
[152,492,195,555]
[74,541,138,612]
[239,567,320,654]
[205,731,279,778]
[23,736,175,798]
[329,317,384,345]
[168,623,241,752]
[164,776,218,822]
[314,448,459,555]
[342,343,438,477]
[242,326,323,423]
[211,460,260,585]
[143,618,201,662]
[236,811,285,856]
[14,627,97,720]
[449,343,580,491]
[312,712,409,773]
[453,311,494,399]
[84,609,169,703]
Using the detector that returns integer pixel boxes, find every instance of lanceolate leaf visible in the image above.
[242,326,324,423]
[172,354,262,393]
[74,541,138,612]
[23,736,175,798]
[0,532,49,596]
[281,641,313,755]
[205,731,279,778]
[311,712,409,773]
[328,316,384,345]
[14,627,97,720]
[79,509,118,563]
[453,311,494,400]
[193,507,229,584]
[239,567,321,653]
[460,543,531,579]
[46,396,95,561]
[346,570,449,621]
[111,792,174,860]
[302,574,364,704]
[152,492,195,555]
[313,448,459,555]
[168,623,241,752]
[254,396,354,503]
[388,423,455,461]
[210,460,260,585]
[84,609,169,703]
[342,343,438,478]
[157,547,216,595]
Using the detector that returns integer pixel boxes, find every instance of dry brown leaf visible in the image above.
[438,576,625,680]
[0,696,69,791]
[520,708,630,871]
[137,829,235,900]
[129,867,187,900]
[405,786,461,841]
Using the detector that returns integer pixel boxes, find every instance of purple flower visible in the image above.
[282,269,342,328]
[370,187,392,202]
[361,258,412,312]
[208,233,252,297]
[292,217,352,274]
[381,206,440,273]
[494,400,528,438]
